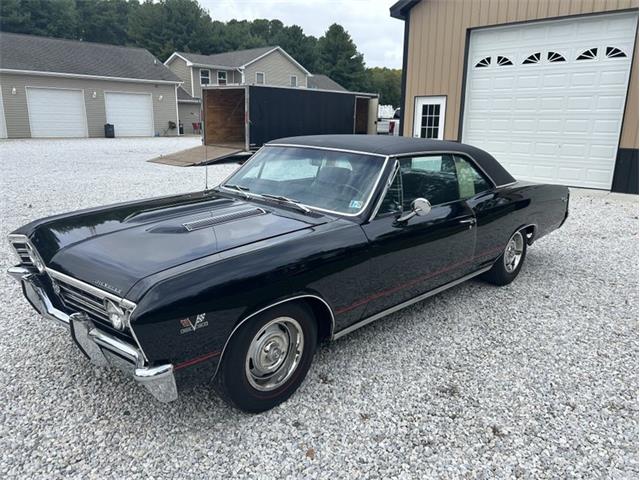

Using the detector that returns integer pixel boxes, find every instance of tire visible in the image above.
[481,230,527,286]
[214,302,317,413]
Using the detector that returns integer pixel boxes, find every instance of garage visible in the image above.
[26,87,87,138]
[104,92,154,137]
[461,12,637,189]
[0,89,7,139]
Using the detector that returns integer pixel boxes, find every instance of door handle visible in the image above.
[459,218,476,228]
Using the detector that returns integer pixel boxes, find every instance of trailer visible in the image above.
[202,84,378,154]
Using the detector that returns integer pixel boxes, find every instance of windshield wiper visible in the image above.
[260,194,311,214]
[223,183,250,199]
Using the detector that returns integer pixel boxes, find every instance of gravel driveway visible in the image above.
[1,138,638,479]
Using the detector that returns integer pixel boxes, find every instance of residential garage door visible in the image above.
[105,92,154,137]
[26,87,87,138]
[0,88,7,139]
[462,12,637,189]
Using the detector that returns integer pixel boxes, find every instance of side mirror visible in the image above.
[396,198,431,223]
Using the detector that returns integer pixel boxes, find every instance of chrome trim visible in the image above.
[368,159,400,222]
[134,364,178,403]
[7,265,33,281]
[19,272,70,327]
[45,268,148,363]
[390,150,504,189]
[332,266,492,340]
[8,233,45,272]
[265,143,389,158]
[213,294,335,379]
[46,268,136,309]
[219,149,390,218]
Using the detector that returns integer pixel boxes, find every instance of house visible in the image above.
[308,74,348,92]
[165,46,312,101]
[0,32,182,139]
[391,0,639,194]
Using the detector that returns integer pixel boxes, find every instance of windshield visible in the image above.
[221,146,386,215]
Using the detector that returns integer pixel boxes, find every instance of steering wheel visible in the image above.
[340,184,365,199]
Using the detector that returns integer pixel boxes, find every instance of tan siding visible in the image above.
[178,102,201,135]
[621,45,639,148]
[167,56,192,96]
[0,73,178,138]
[192,68,239,99]
[403,0,639,142]
[243,50,309,88]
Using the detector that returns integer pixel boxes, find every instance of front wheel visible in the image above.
[214,302,317,413]
[481,230,527,286]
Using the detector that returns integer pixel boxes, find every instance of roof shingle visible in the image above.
[175,46,279,68]
[308,74,347,92]
[0,32,181,83]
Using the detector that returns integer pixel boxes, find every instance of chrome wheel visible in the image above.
[245,317,304,392]
[503,231,524,273]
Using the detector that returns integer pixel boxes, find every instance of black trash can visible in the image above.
[179,121,184,135]
[104,123,115,138]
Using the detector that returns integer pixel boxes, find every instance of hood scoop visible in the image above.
[182,207,267,232]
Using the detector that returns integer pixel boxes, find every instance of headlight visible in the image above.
[105,299,127,330]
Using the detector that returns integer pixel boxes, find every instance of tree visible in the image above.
[364,67,402,108]
[316,24,366,91]
[76,0,137,45]
[0,0,78,39]
[275,25,318,73]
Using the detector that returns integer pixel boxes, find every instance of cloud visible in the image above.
[198,0,404,68]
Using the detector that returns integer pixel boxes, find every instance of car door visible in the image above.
[359,153,477,317]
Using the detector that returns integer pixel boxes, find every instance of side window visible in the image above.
[400,154,459,207]
[453,155,491,198]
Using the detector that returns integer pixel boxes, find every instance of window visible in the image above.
[217,71,227,85]
[290,75,298,87]
[414,96,446,140]
[496,55,513,66]
[523,52,541,65]
[377,154,491,216]
[200,69,210,86]
[576,48,598,60]
[475,56,491,68]
[605,46,626,58]
[547,51,566,63]
[256,72,265,84]
[223,146,385,215]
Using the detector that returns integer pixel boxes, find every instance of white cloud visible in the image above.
[198,0,404,68]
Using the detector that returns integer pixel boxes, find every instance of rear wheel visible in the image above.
[214,302,317,413]
[481,230,527,286]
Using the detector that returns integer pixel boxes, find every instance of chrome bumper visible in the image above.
[8,267,178,403]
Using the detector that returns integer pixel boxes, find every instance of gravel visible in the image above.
[1,138,638,479]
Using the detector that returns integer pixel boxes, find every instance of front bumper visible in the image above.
[8,266,178,403]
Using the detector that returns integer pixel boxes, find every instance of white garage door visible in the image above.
[105,92,154,137]
[26,87,87,138]
[0,88,7,139]
[462,12,637,189]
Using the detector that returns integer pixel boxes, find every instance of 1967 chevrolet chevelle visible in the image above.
[7,136,569,412]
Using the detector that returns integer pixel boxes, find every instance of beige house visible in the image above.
[391,0,639,194]
[0,33,181,138]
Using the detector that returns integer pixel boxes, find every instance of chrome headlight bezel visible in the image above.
[104,298,131,331]
[7,234,46,273]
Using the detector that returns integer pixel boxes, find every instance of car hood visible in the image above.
[20,191,330,297]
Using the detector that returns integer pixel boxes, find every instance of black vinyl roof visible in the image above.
[266,135,516,186]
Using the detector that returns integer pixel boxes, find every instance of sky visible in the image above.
[198,0,405,69]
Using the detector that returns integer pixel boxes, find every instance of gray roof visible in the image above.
[0,32,181,82]
[176,46,277,68]
[177,86,200,102]
[308,74,347,92]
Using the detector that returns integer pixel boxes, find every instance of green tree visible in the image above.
[275,25,318,72]
[0,0,78,38]
[76,0,137,45]
[364,67,402,108]
[127,0,216,60]
[316,23,366,91]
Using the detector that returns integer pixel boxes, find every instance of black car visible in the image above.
[7,135,569,412]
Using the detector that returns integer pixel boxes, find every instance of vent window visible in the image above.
[576,48,597,60]
[496,55,513,66]
[547,51,566,63]
[475,56,491,68]
[606,46,626,58]
[522,52,540,65]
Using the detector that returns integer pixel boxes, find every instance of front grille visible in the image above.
[11,242,34,267]
[53,277,135,342]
